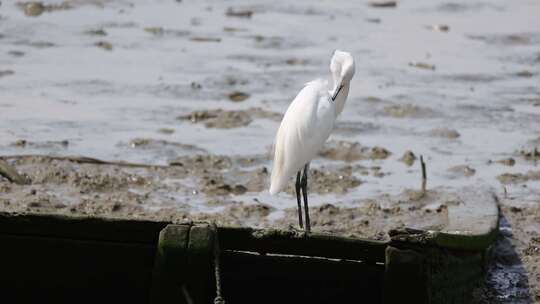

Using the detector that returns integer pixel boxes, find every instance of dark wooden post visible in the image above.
[384,246,428,304]
[151,223,215,304]
[151,224,191,303]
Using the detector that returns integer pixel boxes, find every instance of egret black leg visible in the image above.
[295,171,304,229]
[301,164,311,233]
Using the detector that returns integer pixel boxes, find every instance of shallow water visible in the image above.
[1,0,540,209]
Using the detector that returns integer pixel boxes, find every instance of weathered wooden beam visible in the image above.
[0,211,169,244]
[219,226,387,263]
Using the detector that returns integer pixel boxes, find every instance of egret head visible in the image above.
[330,50,355,101]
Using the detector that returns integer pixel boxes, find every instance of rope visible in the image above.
[211,223,225,304]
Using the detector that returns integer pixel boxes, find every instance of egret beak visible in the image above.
[331,84,343,101]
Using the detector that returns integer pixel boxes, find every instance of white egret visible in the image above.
[269,50,355,232]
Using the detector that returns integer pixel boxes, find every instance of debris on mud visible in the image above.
[179,109,252,128]
[516,70,534,78]
[497,171,540,184]
[285,58,309,65]
[17,1,72,17]
[178,107,281,129]
[383,103,435,118]
[11,139,69,148]
[84,29,107,36]
[127,138,206,153]
[494,158,516,166]
[399,150,416,166]
[157,128,175,135]
[228,91,250,102]
[429,127,460,139]
[447,165,476,178]
[144,27,190,37]
[226,7,253,18]
[519,148,539,161]
[425,24,450,32]
[0,70,15,78]
[368,1,397,8]
[190,37,222,43]
[319,141,391,161]
[408,61,436,70]
[95,41,113,51]
[8,51,25,57]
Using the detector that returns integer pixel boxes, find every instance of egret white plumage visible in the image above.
[269,50,355,232]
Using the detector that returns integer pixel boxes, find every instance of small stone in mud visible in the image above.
[226,7,253,18]
[17,1,71,17]
[13,139,27,147]
[0,70,15,78]
[425,24,450,32]
[369,1,397,8]
[191,82,202,90]
[95,41,113,51]
[157,128,175,134]
[190,37,221,43]
[228,91,250,102]
[84,29,107,36]
[516,70,534,78]
[496,158,516,166]
[371,147,391,159]
[400,150,416,166]
[408,61,436,70]
[19,1,45,16]
[429,128,460,139]
[447,165,476,177]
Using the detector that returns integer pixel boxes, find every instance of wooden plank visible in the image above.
[221,250,384,304]
[0,211,169,244]
[430,187,499,251]
[0,233,156,303]
[219,226,387,263]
